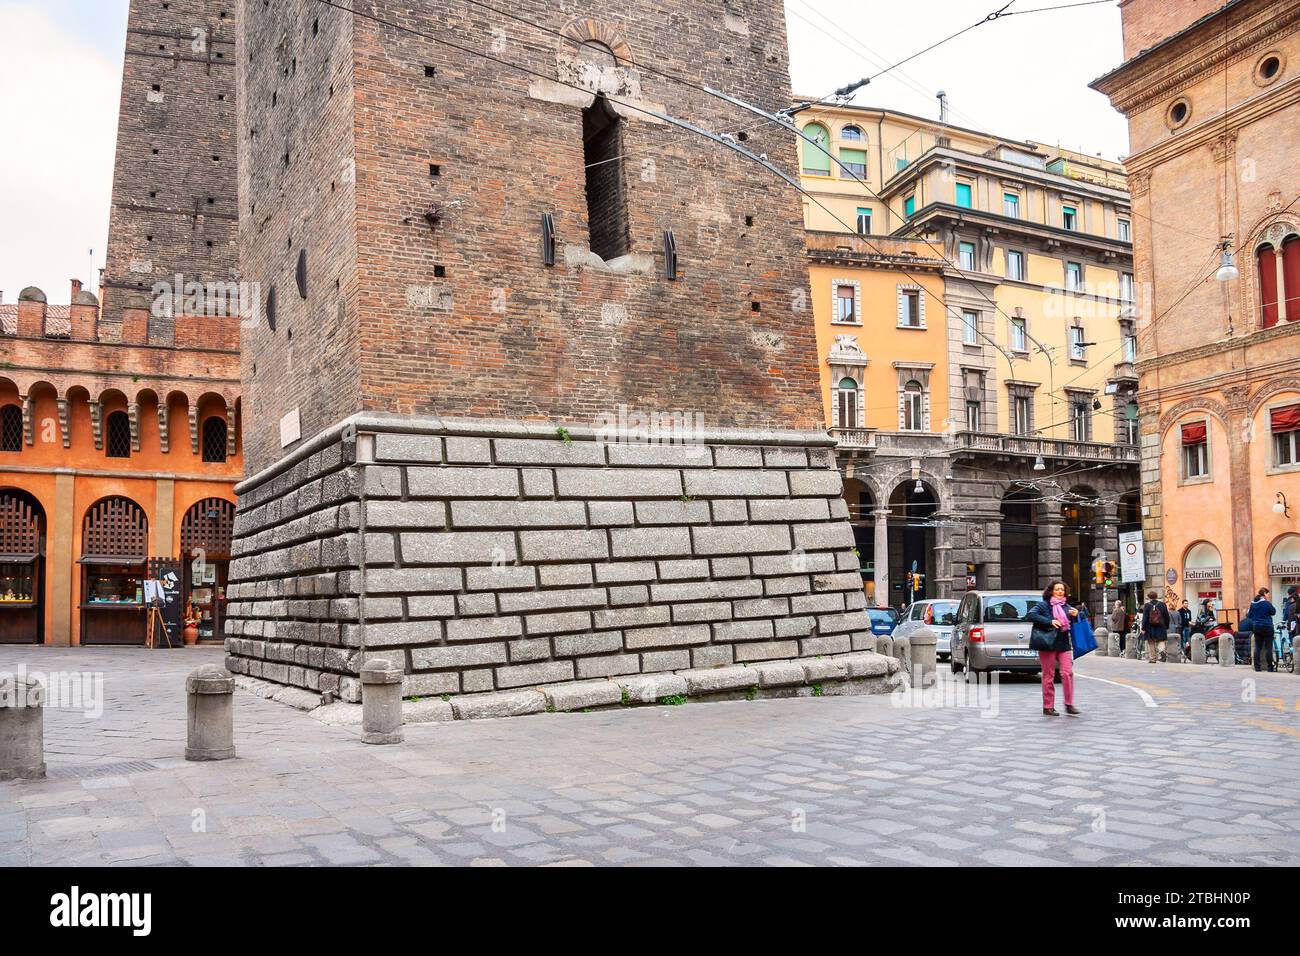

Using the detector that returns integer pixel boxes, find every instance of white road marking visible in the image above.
[1075,673,1159,708]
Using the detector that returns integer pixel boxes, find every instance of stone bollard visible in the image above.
[908,627,938,688]
[1094,626,1109,656]
[360,658,404,745]
[1124,635,1139,660]
[1108,631,1121,658]
[1167,634,1185,664]
[1218,634,1234,668]
[875,635,893,658]
[892,636,911,680]
[1191,634,1206,665]
[185,664,236,761]
[0,673,45,780]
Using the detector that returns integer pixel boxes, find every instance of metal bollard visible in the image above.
[908,627,938,688]
[875,635,894,658]
[1094,626,1109,656]
[185,664,236,761]
[360,658,404,745]
[1191,634,1206,665]
[0,674,45,780]
[1218,634,1234,668]
[1108,631,1121,658]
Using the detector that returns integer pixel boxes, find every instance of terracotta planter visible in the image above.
[183,625,200,646]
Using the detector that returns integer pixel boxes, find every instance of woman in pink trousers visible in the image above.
[1026,581,1081,717]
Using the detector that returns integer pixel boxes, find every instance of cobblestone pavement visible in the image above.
[2,647,1299,866]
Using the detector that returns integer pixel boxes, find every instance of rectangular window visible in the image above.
[836,383,858,429]
[583,98,629,261]
[835,284,856,323]
[901,290,922,327]
[1010,316,1027,352]
[1003,192,1020,218]
[904,195,916,218]
[840,149,867,179]
[1062,205,1077,231]
[856,207,872,236]
[1123,333,1137,363]
[1124,415,1140,446]
[1118,218,1131,242]
[1271,404,1300,466]
[962,309,979,345]
[1071,401,1091,442]
[1065,261,1082,291]
[1006,249,1025,281]
[1181,421,1208,477]
[1070,324,1087,361]
[959,241,976,271]
[956,182,972,208]
[1121,272,1135,301]
[1013,395,1032,435]
[903,388,924,431]
[966,400,981,432]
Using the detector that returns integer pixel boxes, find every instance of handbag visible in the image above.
[1072,615,1098,659]
[1028,623,1058,651]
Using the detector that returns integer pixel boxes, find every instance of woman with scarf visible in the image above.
[1026,581,1081,717]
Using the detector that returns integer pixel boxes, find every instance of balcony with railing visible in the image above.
[829,427,877,451]
[952,430,1138,464]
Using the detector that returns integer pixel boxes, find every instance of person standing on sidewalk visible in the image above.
[1138,590,1170,664]
[1027,581,1080,717]
[1246,587,1277,672]
[1109,599,1126,652]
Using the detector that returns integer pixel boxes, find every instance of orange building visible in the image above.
[0,281,242,646]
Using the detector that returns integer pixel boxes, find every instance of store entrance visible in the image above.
[0,490,45,644]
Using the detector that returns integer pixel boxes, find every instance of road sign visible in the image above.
[1119,531,1145,583]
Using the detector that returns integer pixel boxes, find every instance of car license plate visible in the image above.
[1002,649,1037,658]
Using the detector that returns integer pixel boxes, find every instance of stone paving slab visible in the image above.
[1,647,1299,866]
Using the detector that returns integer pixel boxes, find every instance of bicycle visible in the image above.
[1274,630,1295,674]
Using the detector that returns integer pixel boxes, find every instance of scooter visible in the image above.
[1194,621,1235,660]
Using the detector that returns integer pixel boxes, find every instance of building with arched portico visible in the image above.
[0,282,242,646]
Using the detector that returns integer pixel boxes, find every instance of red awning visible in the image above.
[1271,403,1300,433]
[1181,421,1207,444]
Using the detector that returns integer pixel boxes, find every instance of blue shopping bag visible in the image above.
[1072,614,1098,659]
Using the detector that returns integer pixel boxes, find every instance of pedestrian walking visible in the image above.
[1026,581,1080,717]
[1109,599,1126,651]
[1178,599,1192,657]
[1138,590,1170,663]
[1245,587,1277,672]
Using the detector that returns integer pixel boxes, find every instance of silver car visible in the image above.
[895,599,959,660]
[950,590,1046,678]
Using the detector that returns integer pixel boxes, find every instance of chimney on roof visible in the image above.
[71,278,82,298]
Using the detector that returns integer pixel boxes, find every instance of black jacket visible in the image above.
[1139,600,1170,640]
[1026,600,1073,653]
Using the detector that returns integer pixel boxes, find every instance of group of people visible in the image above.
[1129,586,1299,671]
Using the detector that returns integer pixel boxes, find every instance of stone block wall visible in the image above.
[224,418,871,701]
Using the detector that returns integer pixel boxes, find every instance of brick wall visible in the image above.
[237,0,824,473]
[225,420,870,700]
[1119,0,1229,60]
[100,0,239,341]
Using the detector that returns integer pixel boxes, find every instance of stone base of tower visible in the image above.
[224,415,873,703]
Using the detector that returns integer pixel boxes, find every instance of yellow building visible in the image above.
[800,104,1140,613]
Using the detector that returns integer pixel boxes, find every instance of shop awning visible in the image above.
[78,555,147,566]
[0,553,38,563]
[1271,403,1300,433]
[1180,421,1207,444]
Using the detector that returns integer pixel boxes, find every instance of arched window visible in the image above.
[1259,244,1280,328]
[0,405,22,453]
[106,411,131,459]
[841,125,864,141]
[1284,235,1300,321]
[202,416,228,463]
[835,377,859,429]
[801,123,831,176]
[902,380,925,431]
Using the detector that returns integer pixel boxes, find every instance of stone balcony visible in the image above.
[952,430,1139,464]
[829,427,877,451]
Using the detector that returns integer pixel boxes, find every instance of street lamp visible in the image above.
[1275,492,1291,518]
[1033,455,1046,471]
[1216,238,1239,281]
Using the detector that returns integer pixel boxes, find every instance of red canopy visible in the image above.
[1271,403,1300,433]
[1180,421,1207,444]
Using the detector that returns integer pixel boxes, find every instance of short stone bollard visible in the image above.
[1191,634,1206,665]
[1218,634,1234,668]
[0,673,45,780]
[1094,626,1109,656]
[185,664,236,761]
[875,635,893,658]
[1124,635,1139,660]
[1167,636,1185,664]
[908,627,938,688]
[360,658,404,745]
[1108,631,1121,658]
[891,636,911,680]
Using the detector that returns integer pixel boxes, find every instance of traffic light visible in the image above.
[1103,561,1116,588]
[1093,560,1105,586]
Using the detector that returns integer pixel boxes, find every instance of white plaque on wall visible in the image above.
[279,407,301,448]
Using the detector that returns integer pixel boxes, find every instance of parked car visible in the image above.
[895,599,959,660]
[949,590,1047,678]
[866,606,900,637]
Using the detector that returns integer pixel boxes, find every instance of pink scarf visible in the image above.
[1051,597,1070,629]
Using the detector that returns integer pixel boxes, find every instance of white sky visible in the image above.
[0,0,1129,303]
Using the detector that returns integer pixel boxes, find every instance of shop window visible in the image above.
[202,416,228,463]
[1272,403,1300,467]
[106,411,131,459]
[1181,421,1209,478]
[0,405,22,452]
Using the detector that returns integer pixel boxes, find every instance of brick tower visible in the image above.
[226,1,877,703]
[99,0,239,343]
